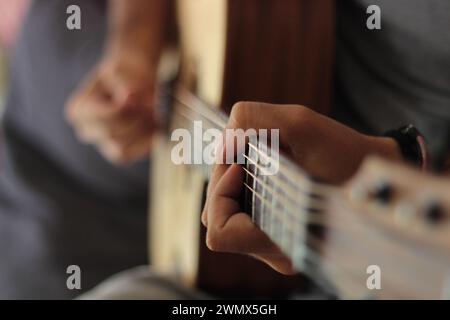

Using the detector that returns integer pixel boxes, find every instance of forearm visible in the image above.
[106,0,170,66]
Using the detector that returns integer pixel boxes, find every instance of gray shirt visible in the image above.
[0,0,148,299]
[335,0,450,158]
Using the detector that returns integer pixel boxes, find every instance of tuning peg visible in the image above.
[424,201,445,224]
[372,181,394,205]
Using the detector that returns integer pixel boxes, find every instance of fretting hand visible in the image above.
[202,102,402,274]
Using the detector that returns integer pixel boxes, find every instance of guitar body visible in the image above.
[150,0,335,297]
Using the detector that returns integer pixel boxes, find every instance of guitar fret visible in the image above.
[270,187,283,249]
[243,138,314,270]
[292,209,309,271]
[260,172,269,233]
[248,146,261,227]
[274,171,288,255]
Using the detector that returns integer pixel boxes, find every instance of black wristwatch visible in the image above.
[384,125,428,170]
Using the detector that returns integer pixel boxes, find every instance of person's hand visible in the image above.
[65,50,157,165]
[202,102,402,274]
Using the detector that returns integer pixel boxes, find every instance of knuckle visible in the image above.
[229,101,254,127]
[285,105,310,132]
[231,101,248,114]
[291,105,310,122]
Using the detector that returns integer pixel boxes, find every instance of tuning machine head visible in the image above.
[371,180,394,205]
[424,201,446,225]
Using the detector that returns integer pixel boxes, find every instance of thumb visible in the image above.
[223,102,283,163]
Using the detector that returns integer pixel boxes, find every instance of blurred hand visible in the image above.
[202,102,402,274]
[65,51,157,165]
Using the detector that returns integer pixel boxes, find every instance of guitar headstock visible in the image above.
[312,156,450,299]
[347,156,450,226]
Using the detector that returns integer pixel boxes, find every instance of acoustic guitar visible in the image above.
[149,0,335,298]
[159,88,450,299]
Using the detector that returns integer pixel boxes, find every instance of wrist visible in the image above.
[104,0,169,81]
[106,45,159,69]
[105,26,162,68]
[102,42,159,75]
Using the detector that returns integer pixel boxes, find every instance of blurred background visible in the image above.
[0,48,6,110]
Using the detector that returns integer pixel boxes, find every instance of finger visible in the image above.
[206,165,295,274]
[111,112,155,160]
[69,98,116,143]
[121,134,154,163]
[105,69,155,109]
[250,253,296,275]
[71,81,142,124]
[206,163,244,240]
[207,164,286,255]
[67,90,128,135]
[206,165,259,250]
[74,102,153,144]
[99,133,153,165]
[228,102,285,131]
[228,102,308,150]
[202,135,226,227]
[206,164,244,226]
[94,112,155,164]
[202,162,228,227]
[65,76,106,122]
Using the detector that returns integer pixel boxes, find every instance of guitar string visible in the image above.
[242,166,324,212]
[172,111,330,213]
[243,181,359,293]
[247,178,367,296]
[172,110,334,230]
[242,156,329,210]
[172,100,333,198]
[241,166,327,231]
[175,104,322,195]
[174,88,228,128]
[171,116,330,241]
[242,182,327,226]
[172,91,331,195]
[171,106,332,213]
[246,143,335,195]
